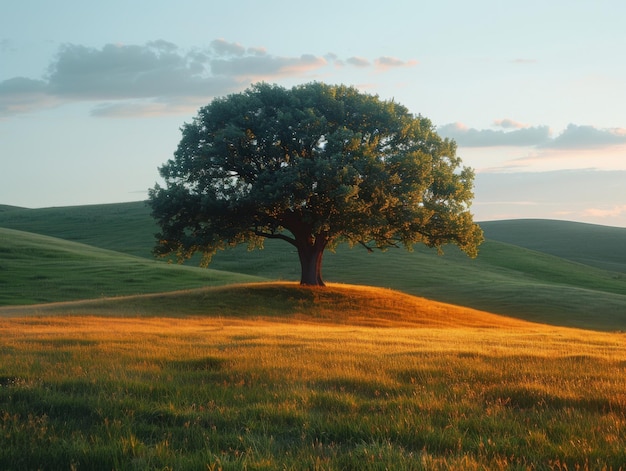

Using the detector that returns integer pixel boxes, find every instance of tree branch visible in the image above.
[358,239,401,252]
[358,241,374,253]
[254,229,297,247]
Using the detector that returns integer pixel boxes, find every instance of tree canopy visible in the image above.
[149,82,483,285]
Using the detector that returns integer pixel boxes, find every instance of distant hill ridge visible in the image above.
[481,219,626,273]
[2,201,625,270]
[0,204,26,212]
[1,201,626,330]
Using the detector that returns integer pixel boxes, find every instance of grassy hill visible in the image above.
[2,290,624,469]
[1,202,626,330]
[2,207,626,468]
[0,227,263,305]
[0,282,533,329]
[0,202,157,258]
[481,219,626,273]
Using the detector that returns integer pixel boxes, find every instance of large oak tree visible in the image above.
[149,82,483,285]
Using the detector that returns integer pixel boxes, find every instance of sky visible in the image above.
[1,0,625,227]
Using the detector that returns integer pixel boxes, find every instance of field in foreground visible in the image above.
[1,284,625,470]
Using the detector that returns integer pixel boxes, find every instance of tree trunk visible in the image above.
[297,238,326,286]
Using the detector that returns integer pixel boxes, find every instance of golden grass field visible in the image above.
[1,284,625,469]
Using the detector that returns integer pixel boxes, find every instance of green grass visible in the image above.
[481,219,626,274]
[0,283,532,329]
[0,205,25,213]
[0,288,624,470]
[0,201,158,258]
[0,227,263,305]
[1,202,626,330]
[2,201,626,469]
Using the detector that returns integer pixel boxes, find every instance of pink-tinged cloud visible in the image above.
[581,205,626,219]
[346,56,370,68]
[0,39,416,118]
[90,99,206,118]
[493,118,528,129]
[211,53,327,79]
[374,56,418,71]
[210,39,246,56]
[438,122,551,147]
[542,124,626,149]
[439,121,626,157]
[0,77,61,115]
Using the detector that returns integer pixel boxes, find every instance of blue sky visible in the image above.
[1,0,625,226]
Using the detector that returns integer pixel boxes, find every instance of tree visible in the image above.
[149,82,483,286]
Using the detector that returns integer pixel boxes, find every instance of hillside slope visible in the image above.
[481,219,626,273]
[0,282,534,330]
[1,202,626,329]
[0,227,263,305]
[3,202,625,274]
[0,202,156,258]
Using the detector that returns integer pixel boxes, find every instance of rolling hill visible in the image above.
[1,201,626,330]
[0,227,263,305]
[481,219,626,274]
[0,282,534,329]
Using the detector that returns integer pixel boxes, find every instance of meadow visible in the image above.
[1,203,626,469]
[1,284,625,470]
[2,202,626,330]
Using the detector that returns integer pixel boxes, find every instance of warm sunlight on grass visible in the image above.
[1,292,625,469]
[0,282,534,330]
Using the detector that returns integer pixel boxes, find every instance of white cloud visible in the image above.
[346,56,370,68]
[493,118,527,129]
[89,99,204,118]
[579,205,626,219]
[0,77,60,114]
[439,121,626,154]
[374,56,418,71]
[46,42,219,100]
[210,53,327,79]
[0,40,416,118]
[438,122,551,147]
[210,39,246,56]
[542,124,626,149]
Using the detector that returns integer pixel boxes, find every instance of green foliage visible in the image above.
[149,82,483,284]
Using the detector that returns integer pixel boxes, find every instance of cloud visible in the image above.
[89,98,207,118]
[0,39,415,117]
[210,38,246,56]
[438,122,551,147]
[210,53,327,79]
[374,56,418,71]
[0,77,60,114]
[542,124,626,149]
[346,56,371,68]
[439,121,626,153]
[45,42,222,100]
[579,205,626,219]
[493,118,527,129]
[0,39,416,118]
